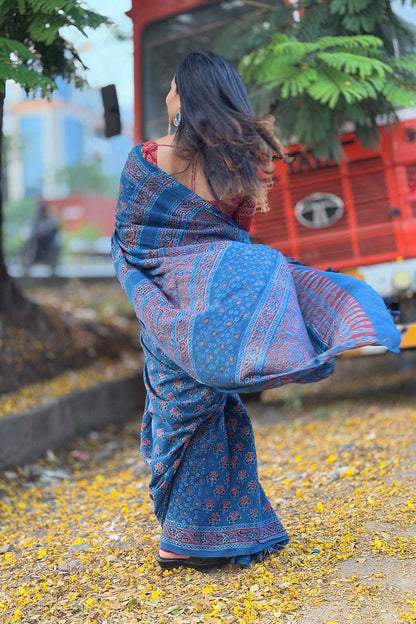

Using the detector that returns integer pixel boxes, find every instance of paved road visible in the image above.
[7,259,116,281]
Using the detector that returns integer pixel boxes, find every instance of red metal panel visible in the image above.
[338,157,360,260]
[251,125,416,270]
[406,163,416,218]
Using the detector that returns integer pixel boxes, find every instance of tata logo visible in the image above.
[295,193,344,229]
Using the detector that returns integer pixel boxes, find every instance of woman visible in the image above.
[111,52,401,570]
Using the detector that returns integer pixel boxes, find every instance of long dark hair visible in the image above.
[173,51,291,212]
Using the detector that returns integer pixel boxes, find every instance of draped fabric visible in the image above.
[111,145,401,564]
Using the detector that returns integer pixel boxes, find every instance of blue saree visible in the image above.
[111,145,401,565]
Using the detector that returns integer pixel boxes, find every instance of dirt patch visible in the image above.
[364,521,416,541]
[0,279,140,395]
[298,556,416,624]
[339,554,416,591]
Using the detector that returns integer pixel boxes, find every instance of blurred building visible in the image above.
[4,77,133,202]
[47,194,117,237]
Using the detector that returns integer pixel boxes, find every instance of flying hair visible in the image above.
[172,51,293,212]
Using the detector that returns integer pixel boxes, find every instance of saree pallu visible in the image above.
[111,145,401,565]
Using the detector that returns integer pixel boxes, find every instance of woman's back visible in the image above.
[142,137,256,231]
[153,135,218,205]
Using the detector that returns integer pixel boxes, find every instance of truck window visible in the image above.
[142,1,264,140]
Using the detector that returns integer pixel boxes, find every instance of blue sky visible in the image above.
[392,0,416,22]
[70,0,416,112]
[63,0,133,110]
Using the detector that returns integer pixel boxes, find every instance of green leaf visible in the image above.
[282,67,320,98]
[306,67,377,108]
[254,55,306,85]
[31,0,77,11]
[354,122,381,148]
[317,51,391,78]
[390,55,416,73]
[330,0,349,16]
[296,99,332,145]
[382,82,416,107]
[266,34,318,56]
[0,37,35,61]
[307,73,342,108]
[0,62,55,93]
[28,14,68,45]
[317,35,383,50]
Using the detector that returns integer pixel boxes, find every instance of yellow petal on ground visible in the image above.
[326,455,337,463]
[202,586,214,595]
[1,357,416,623]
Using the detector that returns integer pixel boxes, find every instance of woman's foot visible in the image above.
[159,548,190,560]
[156,553,229,571]
[157,548,229,571]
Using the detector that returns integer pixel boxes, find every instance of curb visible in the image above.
[0,373,146,471]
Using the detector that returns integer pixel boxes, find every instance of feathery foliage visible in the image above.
[221,0,416,161]
[0,0,110,95]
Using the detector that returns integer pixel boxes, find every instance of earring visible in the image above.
[173,110,181,127]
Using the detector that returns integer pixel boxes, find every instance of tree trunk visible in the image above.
[0,88,28,314]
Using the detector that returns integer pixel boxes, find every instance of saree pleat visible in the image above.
[111,145,401,564]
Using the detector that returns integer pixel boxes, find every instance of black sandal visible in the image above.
[156,554,229,571]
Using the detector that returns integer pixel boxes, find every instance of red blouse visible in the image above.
[141,141,255,232]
